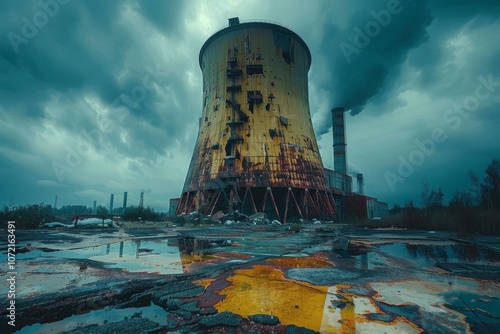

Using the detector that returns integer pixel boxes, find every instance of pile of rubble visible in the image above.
[41,218,118,229]
[176,211,336,227]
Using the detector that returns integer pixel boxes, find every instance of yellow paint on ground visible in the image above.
[215,265,328,331]
[338,286,356,334]
[320,286,343,333]
[194,278,215,288]
[215,252,253,259]
[180,252,216,264]
[215,270,424,333]
[320,284,422,334]
[267,257,334,268]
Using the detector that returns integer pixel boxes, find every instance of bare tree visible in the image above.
[481,159,500,209]
[467,170,482,207]
[96,205,109,226]
[421,179,444,209]
[421,179,431,209]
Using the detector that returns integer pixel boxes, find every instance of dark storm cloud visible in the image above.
[299,0,499,205]
[404,2,500,96]
[311,0,433,136]
[0,0,195,155]
[2,2,188,108]
[132,0,185,34]
[0,0,198,207]
[311,0,500,135]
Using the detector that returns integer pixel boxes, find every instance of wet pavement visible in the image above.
[1,225,499,333]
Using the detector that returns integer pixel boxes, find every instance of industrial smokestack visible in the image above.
[109,194,114,212]
[139,192,144,208]
[122,192,128,212]
[93,200,97,213]
[357,173,364,195]
[332,107,347,174]
[176,20,337,221]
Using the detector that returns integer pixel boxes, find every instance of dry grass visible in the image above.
[351,208,500,235]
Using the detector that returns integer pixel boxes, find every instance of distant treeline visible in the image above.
[1,203,55,229]
[2,159,498,232]
[354,159,500,235]
[122,206,164,222]
[0,204,165,229]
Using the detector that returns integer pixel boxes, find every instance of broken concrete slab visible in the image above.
[249,313,280,325]
[2,226,498,333]
[60,317,165,334]
[198,311,243,327]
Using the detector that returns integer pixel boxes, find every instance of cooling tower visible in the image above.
[177,18,337,222]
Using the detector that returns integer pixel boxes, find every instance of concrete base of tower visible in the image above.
[175,187,338,223]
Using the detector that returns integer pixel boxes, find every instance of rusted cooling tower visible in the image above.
[176,18,337,222]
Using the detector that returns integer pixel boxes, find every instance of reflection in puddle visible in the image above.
[378,243,500,267]
[14,303,168,334]
[444,291,500,333]
[177,236,213,254]
[15,236,239,276]
[17,239,184,275]
[88,240,183,274]
[333,244,389,271]
[176,237,216,269]
[353,252,389,270]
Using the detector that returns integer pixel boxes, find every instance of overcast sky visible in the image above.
[1,0,499,212]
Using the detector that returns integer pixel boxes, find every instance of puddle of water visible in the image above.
[287,267,363,285]
[14,303,168,334]
[86,240,183,274]
[12,236,254,286]
[282,252,310,257]
[443,291,500,333]
[377,243,500,267]
[370,280,472,333]
[353,252,389,270]
[9,236,252,295]
[17,240,183,275]
[10,263,100,298]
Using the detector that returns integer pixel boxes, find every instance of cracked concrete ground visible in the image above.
[1,225,499,333]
